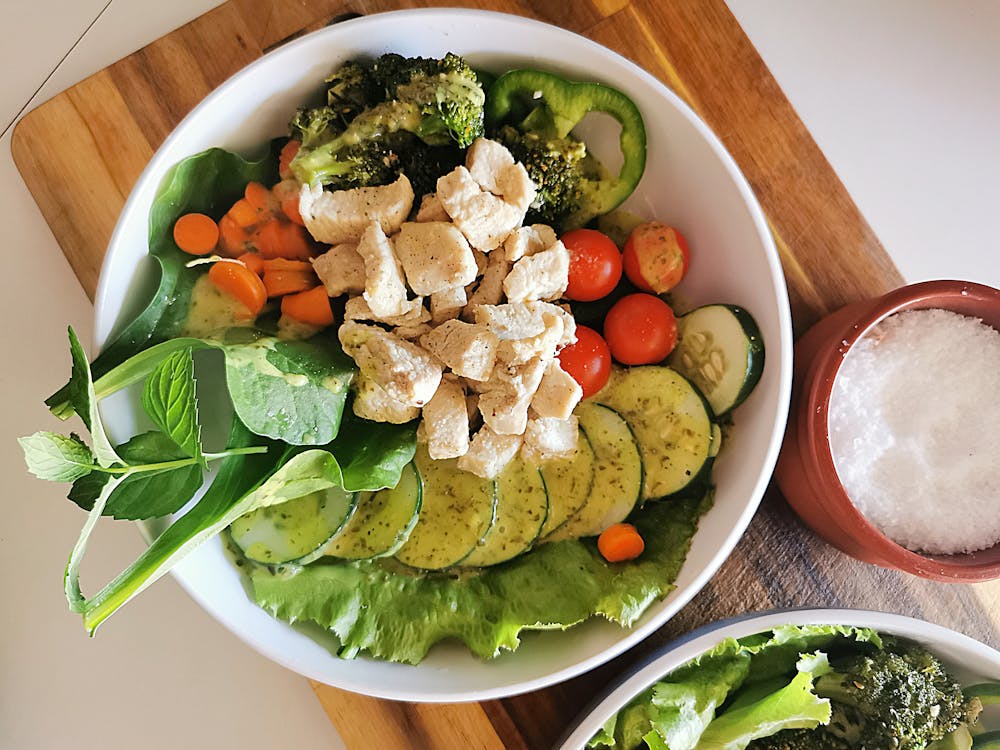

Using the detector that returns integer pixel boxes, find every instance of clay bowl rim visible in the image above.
[802,279,1000,582]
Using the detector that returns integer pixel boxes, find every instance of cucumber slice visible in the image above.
[394,446,497,570]
[324,463,422,560]
[538,428,596,538]
[462,458,548,567]
[667,304,764,416]
[596,365,713,500]
[230,486,356,565]
[545,403,643,541]
[972,731,1000,749]
[967,682,1000,705]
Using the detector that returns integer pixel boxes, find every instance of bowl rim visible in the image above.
[556,606,1000,749]
[90,7,794,701]
[802,279,1000,581]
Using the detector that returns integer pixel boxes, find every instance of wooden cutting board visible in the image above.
[13,1,999,748]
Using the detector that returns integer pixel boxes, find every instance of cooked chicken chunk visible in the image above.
[353,371,420,424]
[503,240,570,303]
[531,360,583,420]
[457,426,523,479]
[355,221,411,319]
[474,302,548,340]
[393,322,434,341]
[344,295,429,326]
[299,174,414,244]
[395,222,478,296]
[430,285,467,324]
[463,250,511,318]
[496,311,565,366]
[522,415,579,464]
[420,320,499,382]
[504,224,558,262]
[477,355,547,435]
[339,321,442,407]
[415,193,450,223]
[466,138,516,196]
[436,166,524,251]
[311,242,365,297]
[421,375,470,460]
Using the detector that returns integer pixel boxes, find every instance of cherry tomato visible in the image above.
[603,293,678,365]
[562,228,623,302]
[623,222,690,294]
[558,326,612,398]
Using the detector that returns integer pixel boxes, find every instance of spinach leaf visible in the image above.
[67,327,120,467]
[222,334,355,445]
[141,348,204,464]
[67,432,203,520]
[330,409,418,491]
[19,432,94,482]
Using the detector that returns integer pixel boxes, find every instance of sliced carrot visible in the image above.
[251,218,284,258]
[237,252,265,275]
[278,222,313,259]
[279,140,301,180]
[281,285,334,327]
[263,268,318,298]
[228,198,259,228]
[281,194,304,226]
[173,213,219,255]
[218,214,249,257]
[245,181,274,214]
[597,523,645,563]
[208,261,266,316]
[262,258,313,273]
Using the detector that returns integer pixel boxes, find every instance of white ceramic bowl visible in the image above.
[93,9,793,701]
[558,608,1000,748]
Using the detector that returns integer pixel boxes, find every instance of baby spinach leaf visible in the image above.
[330,410,418,491]
[222,335,355,445]
[67,327,121,468]
[67,432,203,520]
[19,432,94,482]
[141,348,203,464]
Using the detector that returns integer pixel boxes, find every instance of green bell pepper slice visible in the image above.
[486,69,647,227]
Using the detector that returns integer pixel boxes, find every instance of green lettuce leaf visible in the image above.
[249,493,709,665]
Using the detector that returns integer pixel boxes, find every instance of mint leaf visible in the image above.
[66,327,121,467]
[68,432,202,520]
[141,348,203,464]
[19,431,95,482]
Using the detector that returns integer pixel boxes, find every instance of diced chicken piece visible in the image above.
[477,356,547,435]
[344,296,429,326]
[415,193,450,223]
[311,242,366,297]
[494,162,536,213]
[421,375,470,460]
[504,224,559,262]
[466,392,480,422]
[531,360,583,419]
[420,320,498,382]
[395,222,478,295]
[354,221,410,318]
[436,166,524,251]
[353,371,420,424]
[472,248,488,276]
[430,285,467,324]
[474,302,547,340]
[299,174,414,244]
[457,426,523,479]
[463,251,511,319]
[466,138,516,196]
[522,416,579,464]
[503,240,570,303]
[339,321,442,407]
[554,303,578,346]
[496,311,564,365]
[394,322,434,341]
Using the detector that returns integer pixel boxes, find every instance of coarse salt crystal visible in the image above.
[828,308,1000,555]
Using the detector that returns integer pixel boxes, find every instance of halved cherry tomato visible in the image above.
[557,325,612,398]
[603,293,677,365]
[562,228,623,302]
[623,222,690,294]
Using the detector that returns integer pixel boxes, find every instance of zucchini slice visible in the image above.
[667,304,764,416]
[462,458,548,567]
[545,402,643,541]
[324,462,422,560]
[596,365,714,500]
[394,446,497,570]
[538,427,596,538]
[230,486,356,565]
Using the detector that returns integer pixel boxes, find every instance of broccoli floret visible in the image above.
[748,727,850,750]
[370,52,485,147]
[324,59,377,127]
[289,106,342,151]
[496,124,589,229]
[397,143,465,201]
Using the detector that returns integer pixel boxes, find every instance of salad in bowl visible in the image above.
[19,11,792,699]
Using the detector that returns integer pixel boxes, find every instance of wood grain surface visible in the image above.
[12,1,999,748]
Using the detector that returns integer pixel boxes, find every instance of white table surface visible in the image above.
[2,2,998,748]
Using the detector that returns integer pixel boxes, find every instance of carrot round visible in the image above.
[208,260,266,316]
[218,214,248,257]
[597,523,645,562]
[281,285,334,327]
[279,140,301,180]
[237,252,265,275]
[262,258,313,273]
[281,194,304,226]
[173,213,219,255]
[245,181,274,214]
[228,198,259,228]
[263,268,317,298]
